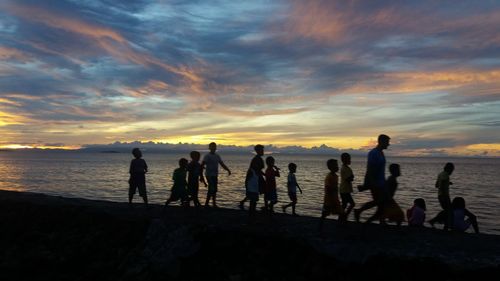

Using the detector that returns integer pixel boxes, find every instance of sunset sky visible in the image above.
[0,0,499,156]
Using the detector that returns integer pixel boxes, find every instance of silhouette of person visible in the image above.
[201,142,231,208]
[319,159,345,230]
[429,162,454,229]
[339,153,356,219]
[282,163,302,216]
[354,134,390,223]
[245,157,261,216]
[450,197,479,233]
[264,156,280,213]
[375,163,404,226]
[239,144,265,210]
[164,158,189,207]
[128,148,148,206]
[187,151,206,208]
[407,198,427,227]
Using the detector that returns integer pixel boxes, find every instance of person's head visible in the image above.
[288,163,297,173]
[132,148,142,159]
[414,198,426,211]
[327,159,339,173]
[179,158,188,168]
[254,144,264,156]
[266,156,275,167]
[444,162,455,175]
[208,142,217,153]
[341,153,351,165]
[190,151,201,162]
[389,163,401,177]
[452,197,466,210]
[377,134,391,150]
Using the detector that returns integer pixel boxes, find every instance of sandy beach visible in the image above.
[1,190,499,280]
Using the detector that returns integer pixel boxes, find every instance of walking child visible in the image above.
[201,142,231,208]
[128,148,148,206]
[377,163,404,226]
[319,159,345,230]
[187,151,206,208]
[264,156,280,213]
[339,153,355,219]
[282,163,302,216]
[429,162,454,229]
[164,158,189,206]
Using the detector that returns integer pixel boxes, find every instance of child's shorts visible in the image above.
[264,190,277,203]
[206,176,218,195]
[288,192,297,202]
[129,174,147,197]
[246,191,259,202]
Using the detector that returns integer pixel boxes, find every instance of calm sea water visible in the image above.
[1,150,499,234]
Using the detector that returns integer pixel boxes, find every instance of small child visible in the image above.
[187,151,206,208]
[319,159,345,230]
[245,160,261,216]
[264,156,280,213]
[282,163,302,216]
[429,162,455,229]
[165,158,189,206]
[128,148,148,205]
[407,198,426,227]
[451,197,479,234]
[377,163,404,226]
[201,142,231,208]
[339,153,355,219]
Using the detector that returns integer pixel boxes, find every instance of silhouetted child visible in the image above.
[429,162,454,229]
[339,153,355,219]
[187,151,206,208]
[165,158,189,207]
[451,197,479,234]
[319,159,345,230]
[240,144,265,210]
[377,163,404,226]
[201,142,231,208]
[128,148,148,206]
[407,198,426,227]
[282,163,302,216]
[264,156,280,213]
[245,159,261,216]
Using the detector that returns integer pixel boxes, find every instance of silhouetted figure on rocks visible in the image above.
[429,163,454,230]
[201,142,231,208]
[239,144,265,210]
[187,151,206,208]
[450,197,479,234]
[319,159,345,231]
[164,158,189,207]
[282,163,302,216]
[339,153,355,219]
[354,134,390,223]
[128,148,148,206]
[264,156,280,213]
[407,198,427,227]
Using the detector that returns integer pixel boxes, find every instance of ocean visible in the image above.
[1,150,499,234]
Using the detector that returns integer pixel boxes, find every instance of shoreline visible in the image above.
[1,190,499,280]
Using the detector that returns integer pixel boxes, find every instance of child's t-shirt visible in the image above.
[246,169,259,193]
[130,158,148,174]
[339,165,353,194]
[324,172,339,205]
[436,171,450,197]
[287,173,297,194]
[172,168,187,191]
[203,153,222,177]
[187,161,201,187]
[265,167,278,192]
[407,205,425,226]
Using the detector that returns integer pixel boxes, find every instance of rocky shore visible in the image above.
[1,190,499,280]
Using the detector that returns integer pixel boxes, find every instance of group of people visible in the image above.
[127,135,479,234]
